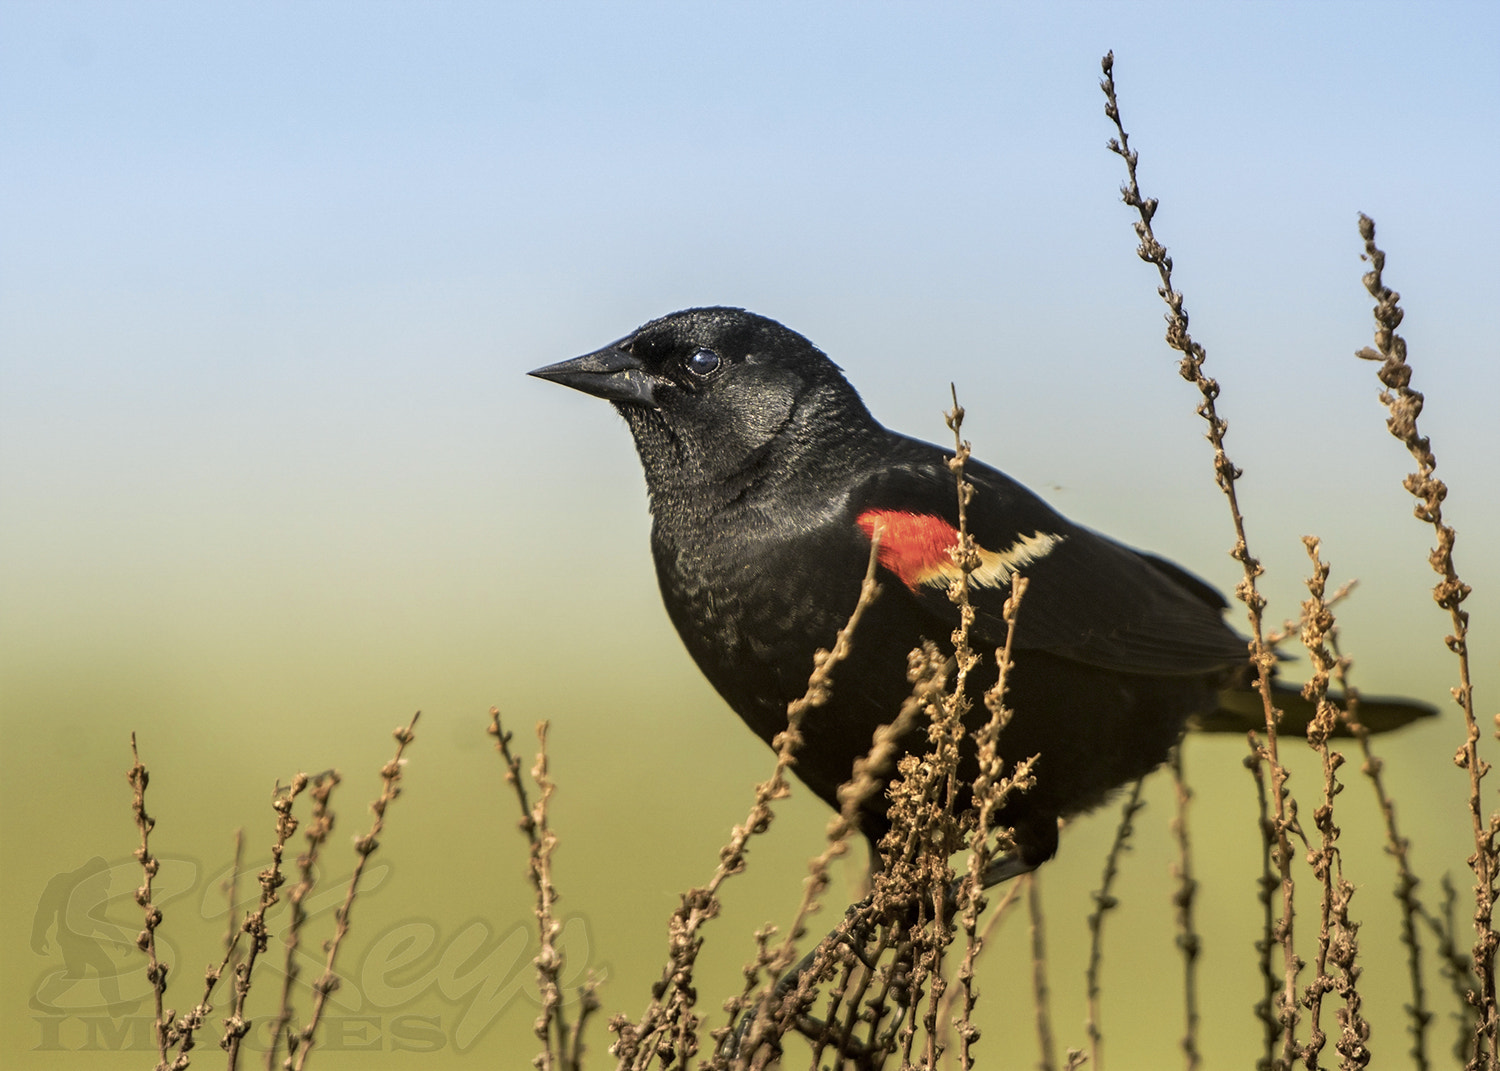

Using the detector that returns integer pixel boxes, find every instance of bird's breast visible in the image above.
[649,506,872,718]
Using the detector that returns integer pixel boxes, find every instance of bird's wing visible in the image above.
[851,441,1249,677]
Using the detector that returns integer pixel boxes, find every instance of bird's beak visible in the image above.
[528,346,658,409]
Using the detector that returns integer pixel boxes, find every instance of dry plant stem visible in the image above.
[955,574,1033,1071]
[288,713,420,1071]
[757,394,1029,1068]
[1356,214,1497,1067]
[1029,873,1058,1071]
[755,541,898,990]
[743,643,945,1062]
[1297,538,1371,1069]
[899,391,1033,1068]
[1432,876,1485,1063]
[1101,51,1301,1063]
[267,772,340,1071]
[1329,639,1432,1071]
[524,720,570,1071]
[725,645,943,1068]
[222,772,310,1069]
[128,735,172,1071]
[1247,738,1283,1067]
[130,745,262,1071]
[490,710,595,1071]
[1267,582,1358,651]
[180,824,303,1071]
[943,387,988,1070]
[1085,778,1146,1071]
[174,803,316,1070]
[942,877,1025,1065]
[614,537,886,1069]
[568,975,602,1071]
[1170,747,1202,1071]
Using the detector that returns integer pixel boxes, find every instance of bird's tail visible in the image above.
[1196,680,1437,737]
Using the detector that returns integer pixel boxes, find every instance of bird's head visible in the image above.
[530,307,873,494]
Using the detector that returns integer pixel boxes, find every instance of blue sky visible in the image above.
[3,3,1497,1065]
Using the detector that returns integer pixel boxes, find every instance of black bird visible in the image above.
[530,306,1432,880]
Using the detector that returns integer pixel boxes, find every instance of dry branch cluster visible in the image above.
[118,51,1493,1071]
[125,715,419,1071]
[494,443,1039,1070]
[488,54,1494,1071]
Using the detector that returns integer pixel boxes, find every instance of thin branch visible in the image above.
[1356,213,1497,1069]
[1029,873,1058,1071]
[222,772,308,1069]
[1170,747,1202,1071]
[127,735,172,1071]
[1102,51,1301,1064]
[1085,778,1146,1071]
[289,713,420,1071]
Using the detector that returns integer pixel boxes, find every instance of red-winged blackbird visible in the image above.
[531,306,1433,880]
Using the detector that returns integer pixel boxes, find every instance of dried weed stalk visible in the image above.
[128,718,419,1071]
[221,773,309,1065]
[266,771,340,1071]
[1244,735,1283,1065]
[494,62,1493,1071]
[491,710,599,1071]
[1084,778,1146,1071]
[1102,51,1303,1064]
[1169,747,1202,1071]
[603,534,885,1069]
[127,734,172,1070]
[1296,538,1370,1068]
[1356,213,1498,1067]
[1433,876,1485,1062]
[952,564,1032,1070]
[1028,874,1058,1071]
[724,538,895,1063]
[704,393,1036,1069]
[286,713,419,1071]
[941,875,1025,1065]
[1328,634,1435,1071]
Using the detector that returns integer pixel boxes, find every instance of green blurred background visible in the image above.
[3,3,1496,1067]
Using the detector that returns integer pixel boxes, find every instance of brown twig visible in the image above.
[748,393,1035,1068]
[1355,213,1497,1068]
[222,771,309,1067]
[1429,875,1484,1063]
[267,771,340,1071]
[943,875,1025,1066]
[1102,51,1301,1064]
[1328,634,1432,1071]
[127,735,172,1071]
[1029,873,1058,1071]
[732,639,948,1067]
[1297,537,1370,1069]
[1246,736,1283,1067]
[1084,778,1146,1071]
[491,709,598,1071]
[288,713,420,1071]
[614,535,886,1069]
[1170,747,1202,1071]
[953,572,1034,1070]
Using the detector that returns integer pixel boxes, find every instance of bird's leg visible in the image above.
[976,816,1057,889]
[723,823,1054,1060]
[976,849,1040,888]
[721,895,879,1061]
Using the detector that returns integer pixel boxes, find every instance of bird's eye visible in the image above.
[685,348,721,377]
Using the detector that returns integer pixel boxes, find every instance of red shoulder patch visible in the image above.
[856,509,960,591]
